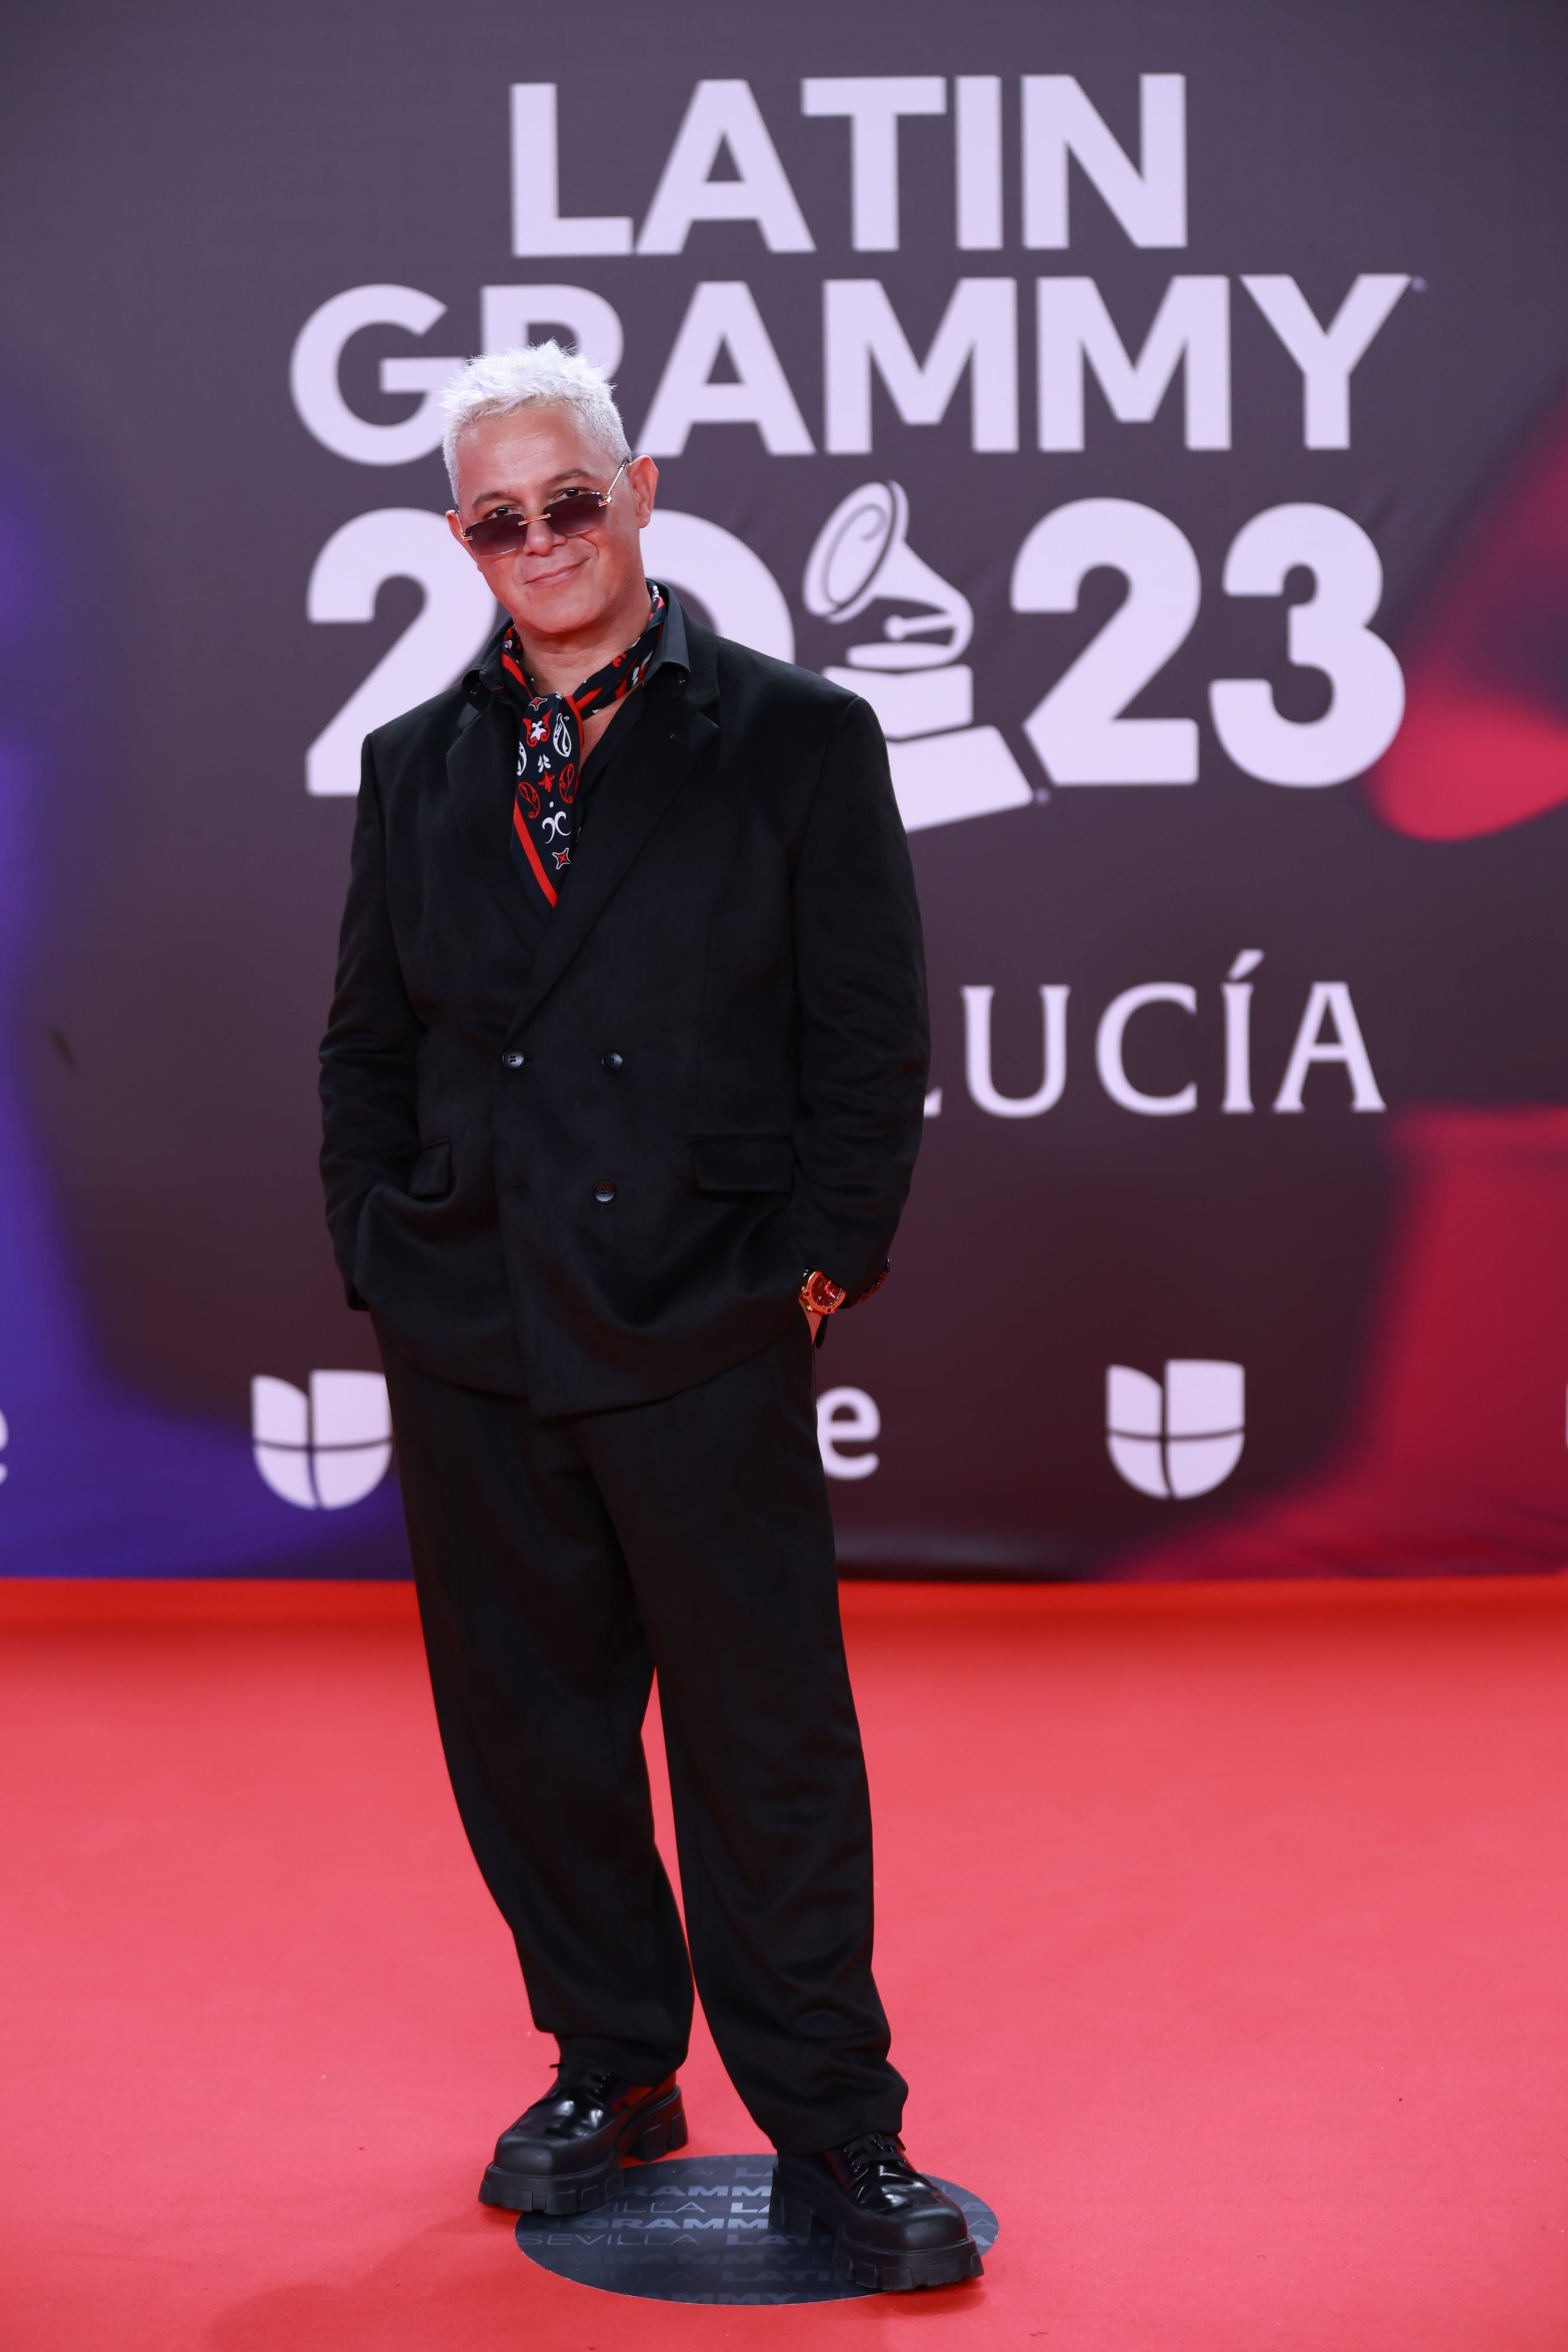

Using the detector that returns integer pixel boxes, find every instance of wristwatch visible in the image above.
[799,1269,848,1318]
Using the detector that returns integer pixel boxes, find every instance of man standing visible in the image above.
[319,344,978,2293]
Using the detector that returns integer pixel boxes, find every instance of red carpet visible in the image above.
[2,1575,1564,2349]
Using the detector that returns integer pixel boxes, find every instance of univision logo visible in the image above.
[251,1371,392,1510]
[1106,1360,1244,1499]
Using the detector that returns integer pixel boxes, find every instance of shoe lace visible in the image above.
[554,2064,619,2103]
[840,2130,909,2180]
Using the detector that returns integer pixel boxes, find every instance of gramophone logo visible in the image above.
[251,1371,392,1509]
[1106,1360,1245,1500]
[803,483,1034,834]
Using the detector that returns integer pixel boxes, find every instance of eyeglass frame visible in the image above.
[456,457,634,554]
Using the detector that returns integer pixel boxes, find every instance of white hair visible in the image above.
[438,342,630,497]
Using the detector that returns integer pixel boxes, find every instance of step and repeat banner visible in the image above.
[0,0,1565,1578]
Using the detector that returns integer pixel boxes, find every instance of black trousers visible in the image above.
[378,1316,906,2154]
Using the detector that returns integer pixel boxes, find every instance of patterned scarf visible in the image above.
[497,587,667,911]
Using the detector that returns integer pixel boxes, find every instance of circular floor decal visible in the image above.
[514,2154,998,2305]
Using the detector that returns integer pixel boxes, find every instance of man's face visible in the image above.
[446,406,658,644]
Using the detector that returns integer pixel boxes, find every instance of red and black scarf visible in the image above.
[497,587,667,910]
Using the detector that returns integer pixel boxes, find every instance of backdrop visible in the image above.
[1,0,1564,1579]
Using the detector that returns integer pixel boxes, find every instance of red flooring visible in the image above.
[2,1574,1566,2350]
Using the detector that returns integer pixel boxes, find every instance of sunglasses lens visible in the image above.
[466,512,529,554]
[543,491,605,538]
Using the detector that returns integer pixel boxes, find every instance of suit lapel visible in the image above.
[445,695,544,957]
[510,677,718,1031]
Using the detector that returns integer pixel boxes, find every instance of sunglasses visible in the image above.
[459,458,631,557]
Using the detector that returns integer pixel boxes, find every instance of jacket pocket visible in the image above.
[690,1132,795,1194]
[407,1139,453,1200]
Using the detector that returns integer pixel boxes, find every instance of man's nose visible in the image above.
[522,514,564,554]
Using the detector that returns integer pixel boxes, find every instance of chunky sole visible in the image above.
[478,2086,688,2214]
[768,2172,984,2293]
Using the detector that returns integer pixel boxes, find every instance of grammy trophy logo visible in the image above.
[803,482,1034,834]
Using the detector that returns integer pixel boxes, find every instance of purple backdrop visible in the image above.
[1,0,1565,1578]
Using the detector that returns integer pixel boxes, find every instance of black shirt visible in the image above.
[574,585,691,836]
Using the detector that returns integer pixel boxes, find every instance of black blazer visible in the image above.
[319,602,929,1416]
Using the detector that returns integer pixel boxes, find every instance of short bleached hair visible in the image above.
[439,342,631,497]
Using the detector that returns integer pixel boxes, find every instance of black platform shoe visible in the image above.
[478,2066,687,2214]
[770,2131,984,2292]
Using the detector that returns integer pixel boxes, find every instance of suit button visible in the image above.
[593,1180,616,1204]
[601,1050,623,1071]
[501,1050,525,1069]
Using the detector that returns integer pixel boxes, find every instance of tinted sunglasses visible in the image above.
[459,458,631,556]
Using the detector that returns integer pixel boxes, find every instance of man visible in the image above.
[319,343,978,2294]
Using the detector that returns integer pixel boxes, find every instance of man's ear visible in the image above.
[446,508,472,556]
[628,456,659,528]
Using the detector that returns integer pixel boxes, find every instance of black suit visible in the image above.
[321,598,927,1415]
[319,595,929,2151]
